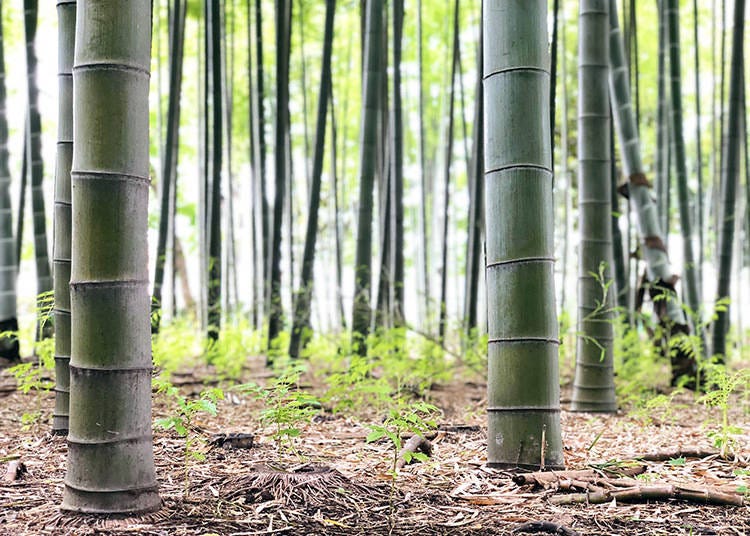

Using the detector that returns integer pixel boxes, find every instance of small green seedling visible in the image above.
[155,379,223,496]
[8,336,55,430]
[366,401,440,479]
[697,362,750,458]
[235,363,320,454]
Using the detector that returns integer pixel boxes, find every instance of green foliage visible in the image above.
[734,468,750,495]
[152,317,203,378]
[366,400,440,478]
[461,328,488,377]
[7,335,55,430]
[323,353,392,414]
[312,328,455,415]
[205,317,262,379]
[234,363,320,454]
[628,390,686,426]
[613,316,669,402]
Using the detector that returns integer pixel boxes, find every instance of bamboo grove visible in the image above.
[0,0,747,513]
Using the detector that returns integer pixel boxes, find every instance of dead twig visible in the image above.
[4,460,26,482]
[512,520,582,536]
[396,435,433,469]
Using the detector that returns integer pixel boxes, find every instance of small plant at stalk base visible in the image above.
[734,468,750,495]
[155,379,223,496]
[576,262,618,362]
[366,401,440,479]
[234,363,320,454]
[697,362,750,458]
[7,336,55,430]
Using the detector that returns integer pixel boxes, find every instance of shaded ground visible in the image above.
[1,357,749,536]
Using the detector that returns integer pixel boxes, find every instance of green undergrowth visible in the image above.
[149,317,483,459]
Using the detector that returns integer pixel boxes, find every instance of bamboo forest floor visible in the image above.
[1,355,749,536]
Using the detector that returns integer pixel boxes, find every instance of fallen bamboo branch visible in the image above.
[513,465,646,488]
[396,435,433,469]
[629,447,722,462]
[548,483,747,507]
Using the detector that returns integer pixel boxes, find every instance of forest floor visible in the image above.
[1,354,749,536]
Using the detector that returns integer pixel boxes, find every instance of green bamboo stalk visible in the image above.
[610,106,628,315]
[329,85,346,330]
[655,0,669,234]
[62,0,160,513]
[24,0,53,340]
[417,0,430,330]
[665,0,701,329]
[351,0,383,346]
[464,37,483,332]
[14,133,27,276]
[390,0,404,325]
[267,0,292,347]
[248,0,268,328]
[438,0,459,343]
[288,0,335,359]
[0,0,19,364]
[571,0,616,413]
[692,0,704,299]
[483,0,563,469]
[560,7,571,314]
[712,0,745,360]
[52,0,76,434]
[152,0,186,333]
[206,0,223,340]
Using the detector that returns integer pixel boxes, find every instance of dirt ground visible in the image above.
[1,357,749,536]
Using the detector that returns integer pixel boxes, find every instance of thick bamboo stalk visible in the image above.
[62,0,159,513]
[571,0,616,413]
[483,0,563,469]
